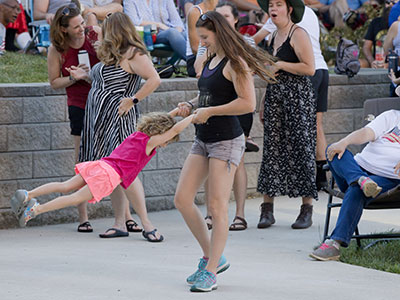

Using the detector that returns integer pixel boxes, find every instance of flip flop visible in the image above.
[229,216,248,231]
[11,189,29,217]
[125,219,143,233]
[77,221,93,233]
[142,229,164,243]
[99,228,129,238]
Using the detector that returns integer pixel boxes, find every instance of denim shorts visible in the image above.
[190,134,245,169]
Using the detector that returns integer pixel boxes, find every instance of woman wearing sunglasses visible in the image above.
[174,11,274,292]
[47,3,100,233]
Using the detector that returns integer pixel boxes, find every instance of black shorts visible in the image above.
[237,113,253,137]
[68,105,85,136]
[310,69,329,113]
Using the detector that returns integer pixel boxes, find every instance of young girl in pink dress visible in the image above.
[11,110,193,242]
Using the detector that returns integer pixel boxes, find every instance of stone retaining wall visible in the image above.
[0,69,391,228]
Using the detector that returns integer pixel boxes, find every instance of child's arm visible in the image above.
[146,114,195,153]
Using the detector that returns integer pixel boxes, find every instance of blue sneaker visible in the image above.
[186,255,230,284]
[190,270,217,292]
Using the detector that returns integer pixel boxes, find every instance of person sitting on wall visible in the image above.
[310,109,400,261]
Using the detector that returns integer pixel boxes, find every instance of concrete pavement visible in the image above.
[0,193,399,300]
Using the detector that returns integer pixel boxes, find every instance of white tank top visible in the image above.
[186,5,203,57]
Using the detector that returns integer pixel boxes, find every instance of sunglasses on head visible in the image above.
[386,0,397,4]
[61,3,78,17]
[200,14,210,21]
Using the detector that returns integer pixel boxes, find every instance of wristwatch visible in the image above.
[131,97,139,104]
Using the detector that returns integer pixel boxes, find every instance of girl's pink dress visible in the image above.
[75,132,157,203]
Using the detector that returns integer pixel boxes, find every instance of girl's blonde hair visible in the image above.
[137,112,179,143]
[96,12,148,66]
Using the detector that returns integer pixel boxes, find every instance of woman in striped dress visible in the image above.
[73,12,163,240]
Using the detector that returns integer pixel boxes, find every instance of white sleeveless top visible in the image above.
[186,5,203,57]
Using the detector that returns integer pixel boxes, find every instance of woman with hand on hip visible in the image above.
[74,12,163,241]
[256,0,317,230]
[174,11,274,292]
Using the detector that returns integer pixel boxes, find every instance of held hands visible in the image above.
[118,98,133,117]
[192,108,211,124]
[177,102,192,117]
[326,141,347,161]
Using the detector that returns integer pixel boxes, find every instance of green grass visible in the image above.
[340,237,400,274]
[0,52,48,83]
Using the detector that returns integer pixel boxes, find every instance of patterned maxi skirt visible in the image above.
[257,72,318,200]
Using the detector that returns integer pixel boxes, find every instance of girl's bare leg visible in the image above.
[28,174,86,200]
[206,158,237,273]
[174,154,210,256]
[35,185,93,216]
[124,178,161,240]
[203,180,212,228]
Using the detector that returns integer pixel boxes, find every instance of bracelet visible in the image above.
[186,101,194,110]
[69,75,76,83]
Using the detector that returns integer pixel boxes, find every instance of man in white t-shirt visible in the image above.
[310,109,400,261]
[254,4,330,190]
[0,0,20,55]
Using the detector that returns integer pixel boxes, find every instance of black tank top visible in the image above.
[196,57,243,143]
[267,24,300,64]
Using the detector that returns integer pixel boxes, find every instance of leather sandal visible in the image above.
[229,216,247,231]
[125,219,143,233]
[77,221,93,233]
[204,215,212,230]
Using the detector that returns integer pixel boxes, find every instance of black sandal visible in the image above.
[205,215,212,230]
[77,221,93,233]
[125,219,143,233]
[229,216,248,231]
[142,229,164,243]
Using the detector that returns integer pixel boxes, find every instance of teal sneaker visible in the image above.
[186,255,230,285]
[19,199,38,227]
[190,270,217,292]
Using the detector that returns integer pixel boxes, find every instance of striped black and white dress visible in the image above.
[79,62,141,162]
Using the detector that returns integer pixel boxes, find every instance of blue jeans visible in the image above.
[327,149,400,247]
[156,28,187,61]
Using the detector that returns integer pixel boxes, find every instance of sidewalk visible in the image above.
[0,192,399,300]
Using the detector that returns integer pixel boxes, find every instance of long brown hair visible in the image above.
[50,2,81,53]
[96,12,148,66]
[196,11,275,84]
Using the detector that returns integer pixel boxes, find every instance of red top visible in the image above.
[101,132,157,189]
[61,27,100,109]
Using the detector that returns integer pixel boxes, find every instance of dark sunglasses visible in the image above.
[2,2,21,13]
[386,0,397,4]
[200,14,210,21]
[61,3,78,17]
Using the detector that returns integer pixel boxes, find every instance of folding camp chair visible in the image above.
[24,0,51,53]
[323,97,400,249]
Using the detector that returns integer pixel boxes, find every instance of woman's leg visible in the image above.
[156,28,187,60]
[206,158,237,273]
[232,155,247,219]
[124,178,161,240]
[203,180,212,229]
[101,185,129,235]
[29,174,86,200]
[73,135,89,226]
[35,185,93,216]
[175,154,210,255]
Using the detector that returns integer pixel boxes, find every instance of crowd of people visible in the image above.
[2,0,400,294]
